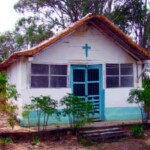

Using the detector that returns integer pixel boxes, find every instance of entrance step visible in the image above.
[79,126,129,141]
[91,118,101,122]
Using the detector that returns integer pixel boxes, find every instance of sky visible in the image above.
[0,0,21,33]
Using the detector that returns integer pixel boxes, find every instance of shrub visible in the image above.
[131,125,144,138]
[60,93,94,130]
[23,95,58,131]
[127,77,150,123]
[0,72,18,128]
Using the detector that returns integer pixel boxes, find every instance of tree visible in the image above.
[14,0,115,30]
[110,0,150,50]
[0,17,53,61]
[14,17,54,49]
[0,31,19,62]
[14,0,150,50]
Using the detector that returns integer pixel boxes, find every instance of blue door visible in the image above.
[70,65,104,120]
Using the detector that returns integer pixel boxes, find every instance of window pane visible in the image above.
[73,69,85,82]
[106,64,119,75]
[73,84,85,96]
[106,77,119,88]
[50,65,67,75]
[121,64,133,75]
[121,76,133,87]
[31,76,48,88]
[88,83,99,95]
[50,76,67,87]
[88,69,99,81]
[31,64,49,74]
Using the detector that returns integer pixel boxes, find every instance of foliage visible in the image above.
[32,136,40,145]
[0,24,53,61]
[60,93,94,129]
[22,104,34,129]
[0,137,13,145]
[0,32,18,62]
[78,136,94,146]
[111,0,150,50]
[0,73,18,101]
[14,0,115,30]
[127,77,150,123]
[14,17,53,49]
[23,95,58,132]
[131,125,144,138]
[143,77,150,89]
[0,72,18,128]
[6,104,18,128]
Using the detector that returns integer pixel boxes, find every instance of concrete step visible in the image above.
[79,126,129,141]
[91,118,101,122]
[80,127,121,134]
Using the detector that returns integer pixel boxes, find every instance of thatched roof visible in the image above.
[0,13,150,70]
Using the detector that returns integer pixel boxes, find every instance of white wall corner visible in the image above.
[143,60,150,69]
[28,57,34,62]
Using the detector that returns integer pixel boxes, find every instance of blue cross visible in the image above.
[82,43,91,57]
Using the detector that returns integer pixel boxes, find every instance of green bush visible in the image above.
[23,95,59,131]
[32,136,40,145]
[0,137,13,145]
[60,93,95,129]
[0,72,18,128]
[127,77,150,123]
[131,125,144,138]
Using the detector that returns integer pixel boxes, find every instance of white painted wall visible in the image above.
[7,24,143,117]
[7,62,22,116]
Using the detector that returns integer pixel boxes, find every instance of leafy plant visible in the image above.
[0,72,18,128]
[32,136,40,145]
[60,93,94,130]
[131,125,144,138]
[22,104,34,130]
[0,73,18,101]
[23,95,58,132]
[0,137,13,145]
[127,77,150,123]
[32,96,59,131]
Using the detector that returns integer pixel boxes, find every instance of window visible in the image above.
[31,64,67,88]
[50,65,67,88]
[106,64,133,88]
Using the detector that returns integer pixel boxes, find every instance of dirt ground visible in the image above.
[0,133,150,150]
[0,137,150,150]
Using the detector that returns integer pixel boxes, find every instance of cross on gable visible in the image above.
[82,43,91,57]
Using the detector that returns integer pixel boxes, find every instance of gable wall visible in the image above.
[33,25,134,64]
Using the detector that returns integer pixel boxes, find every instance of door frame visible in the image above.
[70,64,105,120]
